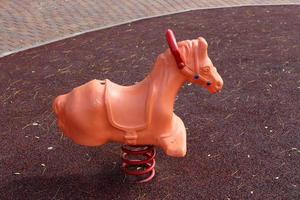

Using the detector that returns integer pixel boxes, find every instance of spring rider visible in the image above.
[53,29,223,183]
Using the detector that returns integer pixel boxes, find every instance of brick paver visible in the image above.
[0,0,299,57]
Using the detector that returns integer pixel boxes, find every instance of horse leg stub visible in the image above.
[159,115,187,157]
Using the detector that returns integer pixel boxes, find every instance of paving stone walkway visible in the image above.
[0,0,299,57]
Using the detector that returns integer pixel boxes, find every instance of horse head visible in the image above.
[166,29,223,94]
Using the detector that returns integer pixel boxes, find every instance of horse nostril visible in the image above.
[207,81,211,86]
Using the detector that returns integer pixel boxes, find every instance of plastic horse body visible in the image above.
[53,30,223,157]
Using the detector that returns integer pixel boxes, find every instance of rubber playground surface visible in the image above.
[0,5,299,200]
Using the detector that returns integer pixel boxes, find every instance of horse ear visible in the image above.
[197,37,208,57]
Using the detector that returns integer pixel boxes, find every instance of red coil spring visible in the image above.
[121,145,156,183]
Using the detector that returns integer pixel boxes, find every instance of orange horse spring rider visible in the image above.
[53,29,223,182]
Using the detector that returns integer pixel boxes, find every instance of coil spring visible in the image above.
[121,145,156,183]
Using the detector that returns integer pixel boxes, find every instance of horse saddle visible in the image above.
[104,79,154,132]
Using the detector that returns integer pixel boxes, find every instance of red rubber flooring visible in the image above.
[0,5,299,200]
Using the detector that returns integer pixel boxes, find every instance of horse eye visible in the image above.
[194,75,200,80]
[203,66,210,72]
